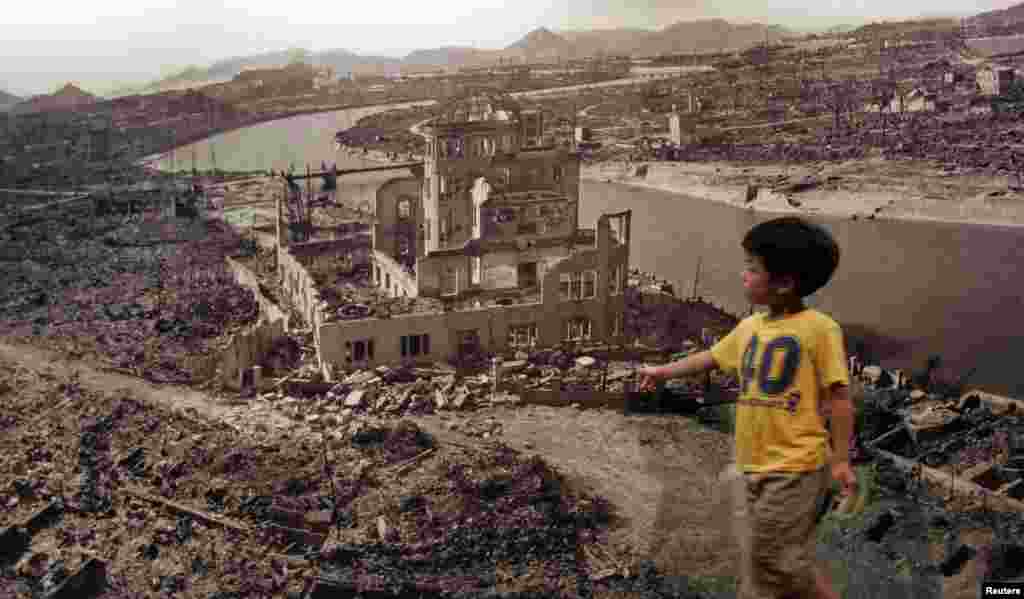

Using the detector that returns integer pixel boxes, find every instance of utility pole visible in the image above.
[691,256,702,300]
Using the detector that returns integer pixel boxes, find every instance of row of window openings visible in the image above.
[455,260,539,293]
[433,135,516,159]
[375,267,391,291]
[345,334,431,362]
[437,166,563,195]
[504,316,630,348]
[345,317,622,361]
[439,211,557,242]
[559,266,623,301]
[442,265,621,299]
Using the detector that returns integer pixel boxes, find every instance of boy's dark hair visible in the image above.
[742,217,840,298]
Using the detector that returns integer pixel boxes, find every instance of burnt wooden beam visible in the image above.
[43,557,106,599]
[121,487,250,534]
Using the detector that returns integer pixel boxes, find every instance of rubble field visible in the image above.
[7,324,1024,599]
[0,344,748,599]
[0,195,259,384]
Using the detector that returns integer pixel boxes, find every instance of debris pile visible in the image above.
[6,355,713,598]
[0,201,259,383]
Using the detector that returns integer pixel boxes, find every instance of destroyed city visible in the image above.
[5,2,1024,598]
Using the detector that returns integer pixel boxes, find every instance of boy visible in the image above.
[639,216,856,599]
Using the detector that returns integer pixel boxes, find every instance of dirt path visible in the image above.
[414,404,739,578]
[0,342,296,437]
[0,341,741,582]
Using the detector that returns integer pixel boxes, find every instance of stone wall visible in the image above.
[221,256,291,388]
[218,318,286,389]
[372,250,418,298]
[225,256,289,328]
[277,244,325,331]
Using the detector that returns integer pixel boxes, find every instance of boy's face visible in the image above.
[743,253,789,305]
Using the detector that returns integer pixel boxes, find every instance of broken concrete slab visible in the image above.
[433,390,448,410]
[344,389,370,408]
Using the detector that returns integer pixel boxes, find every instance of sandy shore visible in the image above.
[582,159,1024,229]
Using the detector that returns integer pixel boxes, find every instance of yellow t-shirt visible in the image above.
[710,309,850,473]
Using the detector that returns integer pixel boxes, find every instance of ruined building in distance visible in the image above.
[278,91,631,371]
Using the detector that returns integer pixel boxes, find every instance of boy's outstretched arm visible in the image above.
[824,383,858,495]
[638,350,718,390]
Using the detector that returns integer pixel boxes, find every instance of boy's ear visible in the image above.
[771,274,797,296]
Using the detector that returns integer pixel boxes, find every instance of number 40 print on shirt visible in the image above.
[738,335,804,413]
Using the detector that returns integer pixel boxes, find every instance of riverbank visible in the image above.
[583,159,1024,229]
[141,99,438,170]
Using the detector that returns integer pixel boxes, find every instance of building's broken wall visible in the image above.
[422,121,578,253]
[318,305,509,369]
[373,250,418,298]
[480,198,575,241]
[436,153,579,248]
[225,256,290,328]
[478,245,570,292]
[338,178,384,215]
[218,318,287,389]
[319,294,620,371]
[372,177,422,266]
[525,211,631,345]
[288,237,373,275]
[541,249,625,346]
[415,253,470,298]
[415,242,570,297]
[277,243,324,330]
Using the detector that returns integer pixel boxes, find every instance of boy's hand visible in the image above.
[831,461,858,497]
[637,366,663,392]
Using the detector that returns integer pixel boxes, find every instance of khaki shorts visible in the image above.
[734,467,830,599]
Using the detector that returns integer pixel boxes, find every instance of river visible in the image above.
[164,105,1024,397]
[578,183,1024,397]
[154,100,436,174]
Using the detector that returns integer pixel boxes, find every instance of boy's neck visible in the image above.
[766,298,806,320]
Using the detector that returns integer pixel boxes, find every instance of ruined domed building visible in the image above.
[278,90,632,369]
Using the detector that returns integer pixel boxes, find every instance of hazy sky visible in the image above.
[1,0,1018,96]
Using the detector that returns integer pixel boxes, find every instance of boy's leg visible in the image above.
[727,465,754,597]
[741,468,831,599]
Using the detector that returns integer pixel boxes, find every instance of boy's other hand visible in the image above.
[637,366,662,392]
[832,461,857,497]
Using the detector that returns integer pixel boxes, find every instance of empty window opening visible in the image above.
[442,268,459,296]
[609,215,627,245]
[471,256,481,285]
[609,265,623,296]
[583,270,597,299]
[509,324,538,348]
[401,334,431,357]
[560,272,583,301]
[517,221,538,235]
[397,198,411,219]
[346,338,375,362]
[518,262,539,289]
[564,318,592,342]
[611,313,623,337]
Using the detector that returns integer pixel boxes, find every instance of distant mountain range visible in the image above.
[11,84,97,114]
[967,1,1024,29]
[110,20,795,97]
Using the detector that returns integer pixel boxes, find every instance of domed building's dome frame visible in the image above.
[431,87,523,126]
